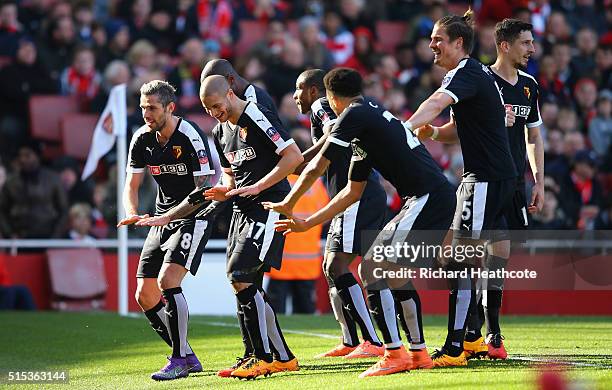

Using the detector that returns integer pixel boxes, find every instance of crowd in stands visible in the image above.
[0,0,611,242]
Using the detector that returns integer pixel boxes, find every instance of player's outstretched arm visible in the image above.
[262,150,331,217]
[405,91,456,140]
[136,174,216,226]
[274,180,366,234]
[117,171,149,226]
[226,143,304,197]
[294,132,330,175]
[526,125,545,213]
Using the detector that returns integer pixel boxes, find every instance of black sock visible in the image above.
[465,292,483,342]
[261,289,294,361]
[444,263,473,356]
[484,290,503,335]
[144,300,195,355]
[236,285,272,362]
[335,273,382,346]
[367,288,401,349]
[393,286,425,349]
[236,300,253,357]
[162,287,189,359]
[484,255,507,335]
[329,287,359,347]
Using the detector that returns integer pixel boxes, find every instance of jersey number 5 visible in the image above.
[382,111,421,149]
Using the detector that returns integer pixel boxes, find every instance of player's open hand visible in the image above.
[274,217,310,235]
[261,200,294,217]
[226,184,261,197]
[505,105,516,127]
[204,186,231,201]
[135,215,171,226]
[415,124,434,141]
[528,182,545,214]
[117,214,149,227]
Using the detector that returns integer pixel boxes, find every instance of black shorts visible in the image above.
[227,205,286,283]
[137,218,213,278]
[505,183,529,230]
[452,178,516,241]
[326,192,386,256]
[365,184,456,266]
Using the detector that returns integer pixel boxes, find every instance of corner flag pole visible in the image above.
[117,132,128,316]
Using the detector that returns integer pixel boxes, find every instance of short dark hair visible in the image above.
[435,8,476,54]
[300,69,326,93]
[323,68,362,98]
[494,18,533,46]
[140,80,177,107]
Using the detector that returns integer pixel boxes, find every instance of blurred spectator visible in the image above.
[539,96,559,138]
[362,73,385,102]
[120,0,152,41]
[395,43,419,88]
[249,19,286,65]
[141,6,178,55]
[0,0,22,57]
[0,37,57,161]
[74,1,94,44]
[168,37,206,111]
[557,106,579,134]
[126,39,157,77]
[529,0,551,37]
[239,0,288,22]
[90,182,110,238]
[56,159,93,205]
[545,128,564,165]
[572,27,598,80]
[407,1,446,43]
[558,150,603,229]
[278,92,303,130]
[37,15,76,82]
[0,142,69,239]
[18,0,52,37]
[95,19,131,71]
[594,44,612,90]
[543,11,571,46]
[299,16,334,71]
[60,46,102,108]
[531,187,569,229]
[263,38,305,103]
[384,88,408,119]
[188,0,235,58]
[340,26,376,76]
[573,78,598,132]
[474,24,497,66]
[320,7,353,65]
[66,202,95,241]
[551,41,575,90]
[413,36,434,75]
[565,0,607,35]
[0,257,36,310]
[339,0,375,34]
[547,130,585,177]
[589,89,612,159]
[91,60,131,113]
[373,54,400,93]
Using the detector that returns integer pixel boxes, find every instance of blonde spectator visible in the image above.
[126,39,157,77]
[67,203,95,241]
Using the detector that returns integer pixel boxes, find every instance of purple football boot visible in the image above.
[151,357,189,381]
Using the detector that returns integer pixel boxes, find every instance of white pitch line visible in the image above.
[511,355,612,369]
[196,320,338,340]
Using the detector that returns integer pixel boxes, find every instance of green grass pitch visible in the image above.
[1,312,611,389]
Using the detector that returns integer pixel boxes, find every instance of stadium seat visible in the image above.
[375,21,409,54]
[186,113,217,135]
[29,95,80,141]
[47,248,107,311]
[61,113,99,160]
[235,20,267,57]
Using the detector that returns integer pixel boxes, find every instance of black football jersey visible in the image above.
[212,102,294,211]
[438,57,517,182]
[127,118,215,216]
[310,97,385,199]
[321,97,448,198]
[492,68,542,182]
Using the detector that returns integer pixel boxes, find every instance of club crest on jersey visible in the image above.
[317,108,328,122]
[265,127,281,142]
[239,127,248,141]
[197,149,209,165]
[524,86,531,99]
[172,146,182,159]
